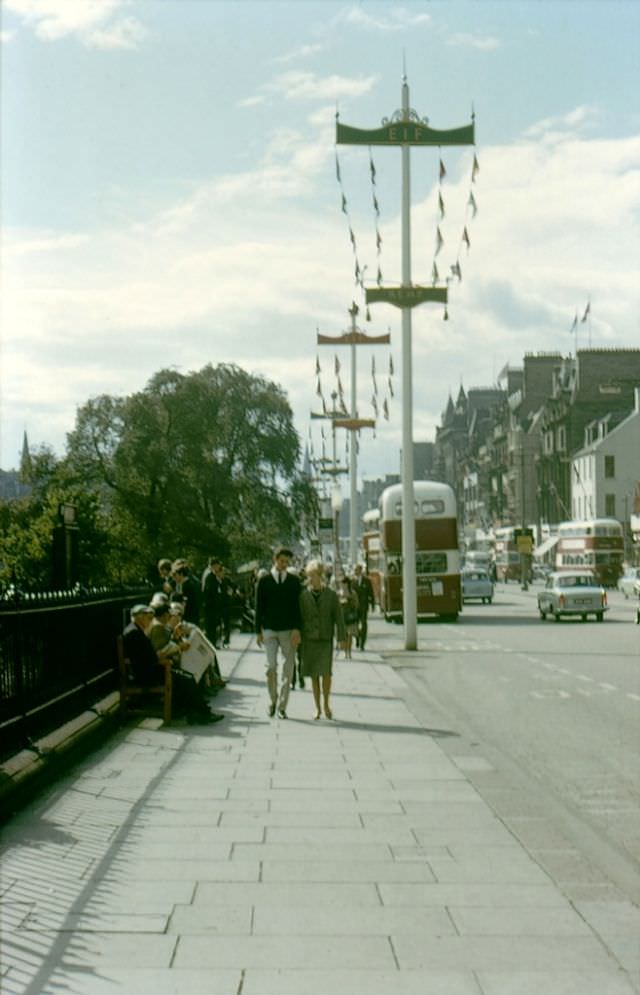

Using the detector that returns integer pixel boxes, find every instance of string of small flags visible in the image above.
[430,146,480,320]
[335,148,365,292]
[369,147,384,293]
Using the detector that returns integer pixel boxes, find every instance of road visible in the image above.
[373,583,640,907]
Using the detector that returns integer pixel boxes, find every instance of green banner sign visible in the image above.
[337,120,475,147]
[366,286,448,308]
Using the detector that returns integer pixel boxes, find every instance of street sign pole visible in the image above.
[400,77,417,649]
[337,76,475,650]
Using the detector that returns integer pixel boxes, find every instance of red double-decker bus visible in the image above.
[555,518,624,587]
[378,481,461,622]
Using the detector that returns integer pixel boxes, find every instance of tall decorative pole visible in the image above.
[337,75,475,649]
[317,303,389,566]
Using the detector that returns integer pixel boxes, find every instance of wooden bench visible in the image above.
[117,635,173,724]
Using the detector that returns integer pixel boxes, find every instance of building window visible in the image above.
[605,493,616,517]
[604,454,615,479]
[556,427,566,452]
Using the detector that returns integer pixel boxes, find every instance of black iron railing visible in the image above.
[0,586,151,761]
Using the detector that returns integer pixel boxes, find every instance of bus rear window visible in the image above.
[416,552,448,574]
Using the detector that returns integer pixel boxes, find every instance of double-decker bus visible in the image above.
[378,481,461,622]
[555,518,624,587]
[362,508,382,607]
[494,526,521,581]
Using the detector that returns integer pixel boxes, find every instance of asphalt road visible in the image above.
[373,583,640,905]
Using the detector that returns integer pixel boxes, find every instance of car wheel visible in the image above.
[553,611,561,622]
[539,609,546,620]
[581,614,587,622]
[596,612,604,622]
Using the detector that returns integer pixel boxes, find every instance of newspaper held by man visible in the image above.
[180,626,218,682]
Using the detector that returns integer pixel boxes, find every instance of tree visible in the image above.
[0,447,114,590]
[66,363,316,579]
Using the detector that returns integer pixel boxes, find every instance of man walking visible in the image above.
[353,563,375,650]
[255,548,301,718]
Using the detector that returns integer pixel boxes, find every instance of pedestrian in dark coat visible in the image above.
[299,560,345,720]
[352,563,375,650]
[255,548,302,719]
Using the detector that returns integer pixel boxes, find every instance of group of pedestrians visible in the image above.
[121,550,376,727]
[254,548,375,721]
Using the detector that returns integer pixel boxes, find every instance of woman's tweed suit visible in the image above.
[299,586,346,677]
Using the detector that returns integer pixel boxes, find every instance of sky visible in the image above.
[1,0,639,489]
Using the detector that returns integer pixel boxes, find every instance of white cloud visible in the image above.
[1,28,17,43]
[267,70,377,103]
[4,0,146,49]
[273,42,326,64]
[524,105,599,141]
[447,31,500,51]
[2,117,639,473]
[337,5,431,32]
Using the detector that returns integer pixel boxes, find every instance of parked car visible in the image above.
[617,567,640,598]
[461,569,494,604]
[538,571,607,622]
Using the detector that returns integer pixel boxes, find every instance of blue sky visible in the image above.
[2,0,639,484]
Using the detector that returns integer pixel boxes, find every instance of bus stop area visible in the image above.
[1,620,636,995]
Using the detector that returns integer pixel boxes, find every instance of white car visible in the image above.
[617,567,640,598]
[538,571,608,622]
[461,569,494,604]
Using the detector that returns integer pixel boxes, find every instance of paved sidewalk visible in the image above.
[1,627,637,995]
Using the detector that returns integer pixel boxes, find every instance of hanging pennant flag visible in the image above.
[355,260,361,284]
[451,261,462,281]
[322,397,327,416]
[377,266,383,287]
[438,191,445,219]
[341,193,347,214]
[321,426,326,440]
[349,227,356,249]
[389,354,394,376]
[338,374,344,395]
[462,227,471,251]
[316,377,322,397]
[373,193,380,216]
[369,155,376,184]
[376,231,382,252]
[383,399,389,421]
[472,155,480,182]
[371,395,378,416]
[570,313,578,332]
[388,377,394,398]
[432,261,439,284]
[468,191,478,217]
[435,226,444,256]
[439,159,447,181]
[335,154,342,184]
[334,355,340,375]
[581,301,591,322]
[315,355,321,375]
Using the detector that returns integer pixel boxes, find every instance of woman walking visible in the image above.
[299,560,345,720]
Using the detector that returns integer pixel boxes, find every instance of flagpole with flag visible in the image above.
[570,312,578,356]
[581,300,592,347]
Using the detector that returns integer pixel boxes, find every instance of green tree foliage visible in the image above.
[0,447,113,590]
[66,364,316,579]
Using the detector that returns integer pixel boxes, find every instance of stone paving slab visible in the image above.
[173,935,397,970]
[240,969,483,995]
[1,629,637,995]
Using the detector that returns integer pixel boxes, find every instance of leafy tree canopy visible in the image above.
[65,363,316,581]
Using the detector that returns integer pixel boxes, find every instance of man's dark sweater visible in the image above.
[255,572,302,633]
